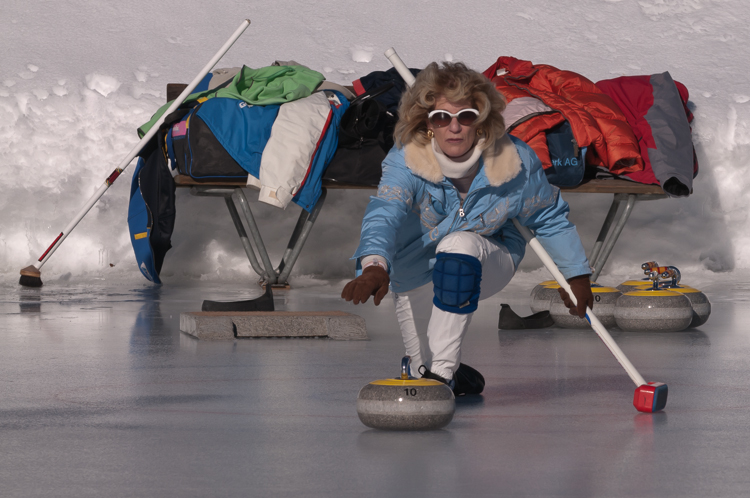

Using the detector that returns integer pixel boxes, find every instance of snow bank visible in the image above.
[1,0,748,286]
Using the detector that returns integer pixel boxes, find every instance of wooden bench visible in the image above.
[174,174,665,286]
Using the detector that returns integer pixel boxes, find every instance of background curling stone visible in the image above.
[616,279,652,293]
[357,378,455,431]
[663,285,711,327]
[614,289,693,332]
[530,284,561,314]
[530,280,557,304]
[549,285,621,328]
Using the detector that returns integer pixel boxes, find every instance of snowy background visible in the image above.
[1,0,748,290]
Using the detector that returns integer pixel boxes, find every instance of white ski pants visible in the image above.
[393,232,516,381]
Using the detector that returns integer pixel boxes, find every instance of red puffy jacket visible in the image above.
[483,57,643,175]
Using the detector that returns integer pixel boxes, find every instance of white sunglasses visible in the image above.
[427,108,480,128]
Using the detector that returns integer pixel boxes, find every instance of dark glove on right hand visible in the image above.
[341,266,390,306]
[557,275,594,318]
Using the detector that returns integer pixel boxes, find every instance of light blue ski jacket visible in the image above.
[352,134,591,293]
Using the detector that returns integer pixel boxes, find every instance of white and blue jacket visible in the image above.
[352,134,591,293]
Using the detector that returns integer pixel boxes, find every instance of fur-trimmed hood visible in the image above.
[403,133,523,186]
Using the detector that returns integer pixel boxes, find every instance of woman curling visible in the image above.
[342,62,593,395]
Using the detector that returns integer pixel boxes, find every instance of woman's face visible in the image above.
[426,95,479,161]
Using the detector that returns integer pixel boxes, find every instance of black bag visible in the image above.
[355,67,422,114]
[338,82,396,149]
[323,84,396,186]
[168,101,250,181]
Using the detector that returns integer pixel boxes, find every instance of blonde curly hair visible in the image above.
[393,61,507,151]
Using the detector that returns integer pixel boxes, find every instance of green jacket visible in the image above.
[138,65,325,137]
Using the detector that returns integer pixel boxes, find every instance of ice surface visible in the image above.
[1,273,750,496]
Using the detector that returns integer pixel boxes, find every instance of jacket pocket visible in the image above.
[472,198,510,235]
[416,192,447,230]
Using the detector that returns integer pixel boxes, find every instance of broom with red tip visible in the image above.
[19,19,252,287]
[510,219,667,412]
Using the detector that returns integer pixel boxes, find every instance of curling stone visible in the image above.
[530,283,561,314]
[549,285,621,328]
[530,280,557,302]
[614,289,693,332]
[616,279,652,294]
[654,266,711,327]
[357,356,455,431]
[662,285,711,327]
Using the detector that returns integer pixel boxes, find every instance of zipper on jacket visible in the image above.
[447,178,493,229]
[445,183,465,226]
[448,180,493,225]
[453,185,489,225]
[452,184,466,219]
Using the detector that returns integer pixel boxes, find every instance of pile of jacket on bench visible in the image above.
[127,57,699,284]
[483,56,697,195]
[129,63,353,283]
[138,63,350,211]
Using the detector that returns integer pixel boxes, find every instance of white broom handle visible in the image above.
[34,19,252,269]
[511,219,646,387]
[384,48,416,87]
[383,47,421,364]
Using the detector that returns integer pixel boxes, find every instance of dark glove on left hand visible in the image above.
[341,266,390,306]
[557,275,593,318]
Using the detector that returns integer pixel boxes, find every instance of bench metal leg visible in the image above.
[591,193,637,281]
[222,194,268,280]
[232,189,279,284]
[588,197,620,269]
[189,185,327,287]
[276,188,327,284]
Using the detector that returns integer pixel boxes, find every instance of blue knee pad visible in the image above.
[432,253,482,314]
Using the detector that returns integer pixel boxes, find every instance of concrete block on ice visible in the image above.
[180,311,368,341]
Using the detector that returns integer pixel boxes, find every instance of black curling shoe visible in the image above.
[498,303,554,330]
[420,363,485,396]
[454,363,485,396]
[201,285,274,312]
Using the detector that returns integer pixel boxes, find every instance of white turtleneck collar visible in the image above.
[432,138,485,179]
